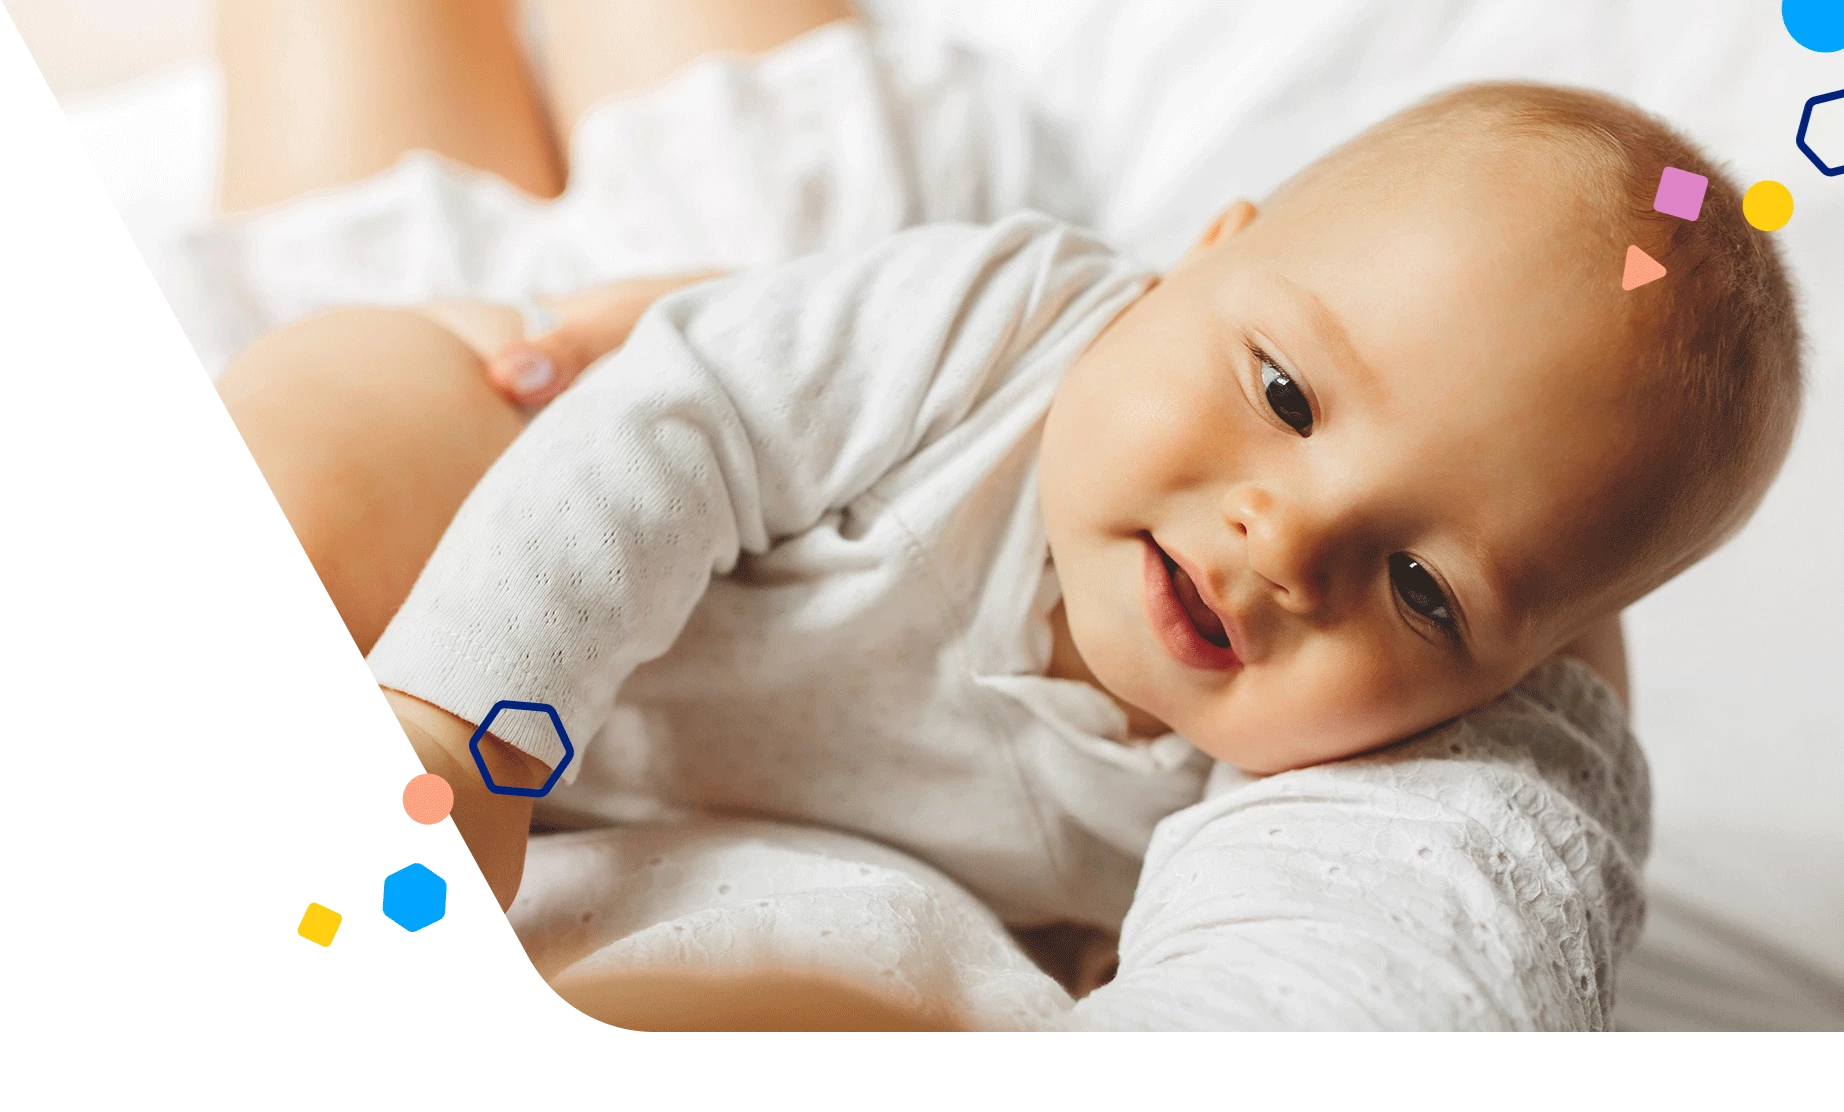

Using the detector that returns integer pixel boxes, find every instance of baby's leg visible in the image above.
[216,0,563,212]
[216,307,525,653]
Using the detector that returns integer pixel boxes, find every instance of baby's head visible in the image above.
[1040,81,1803,773]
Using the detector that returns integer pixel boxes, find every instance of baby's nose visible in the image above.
[1222,486,1331,616]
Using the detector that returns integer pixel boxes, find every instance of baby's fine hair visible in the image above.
[1297,82,1806,603]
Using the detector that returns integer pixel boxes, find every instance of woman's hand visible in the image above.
[410,272,721,409]
[485,272,723,407]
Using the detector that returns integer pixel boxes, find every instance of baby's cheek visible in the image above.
[1237,634,1456,772]
[1066,344,1236,489]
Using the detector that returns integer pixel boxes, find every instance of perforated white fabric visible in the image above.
[512,657,1647,1030]
[1084,655,1648,1029]
[372,215,1199,930]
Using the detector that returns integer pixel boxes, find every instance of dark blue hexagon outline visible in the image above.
[382,862,447,932]
[468,699,575,797]
[1797,88,1844,176]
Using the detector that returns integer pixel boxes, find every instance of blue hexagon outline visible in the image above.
[382,862,447,932]
[468,699,574,797]
[1796,88,1844,176]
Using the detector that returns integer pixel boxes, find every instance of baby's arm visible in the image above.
[385,689,548,909]
[365,215,1148,883]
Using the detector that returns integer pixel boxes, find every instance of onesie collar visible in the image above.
[976,556,1208,776]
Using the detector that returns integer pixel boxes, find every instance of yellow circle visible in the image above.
[1743,180,1794,231]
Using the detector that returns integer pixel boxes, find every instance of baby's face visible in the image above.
[1041,148,1654,772]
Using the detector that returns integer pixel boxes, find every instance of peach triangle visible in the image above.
[1622,244,1666,291]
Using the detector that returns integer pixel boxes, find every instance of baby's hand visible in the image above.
[484,271,723,408]
[383,688,553,910]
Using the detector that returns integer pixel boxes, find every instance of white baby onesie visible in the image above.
[370,211,1213,928]
[366,206,1652,1025]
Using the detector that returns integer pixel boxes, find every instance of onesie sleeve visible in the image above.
[367,211,1148,769]
[1062,657,1652,1031]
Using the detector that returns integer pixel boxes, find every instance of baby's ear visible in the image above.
[1174,201,1258,271]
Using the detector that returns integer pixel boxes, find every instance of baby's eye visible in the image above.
[1260,358,1314,436]
[1389,553,1454,627]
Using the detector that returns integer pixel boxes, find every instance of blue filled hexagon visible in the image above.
[1796,89,1844,176]
[382,863,447,932]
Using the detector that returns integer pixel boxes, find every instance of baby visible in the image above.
[350,82,1800,926]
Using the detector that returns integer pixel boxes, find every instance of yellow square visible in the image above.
[297,902,342,947]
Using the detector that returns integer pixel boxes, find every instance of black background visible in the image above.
[3,19,601,1047]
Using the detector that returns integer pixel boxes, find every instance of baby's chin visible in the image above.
[1185,724,1390,777]
[1152,680,1485,776]
[1055,555,1486,772]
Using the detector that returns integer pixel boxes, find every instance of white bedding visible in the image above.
[35,0,1844,1029]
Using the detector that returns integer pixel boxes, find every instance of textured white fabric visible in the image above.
[512,818,1076,1032]
[1083,656,1647,1030]
[511,656,1647,1030]
[165,22,1079,379]
[372,214,1212,929]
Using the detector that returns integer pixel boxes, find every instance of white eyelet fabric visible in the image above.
[512,656,1647,1030]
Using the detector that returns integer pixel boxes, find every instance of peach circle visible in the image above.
[402,773,455,824]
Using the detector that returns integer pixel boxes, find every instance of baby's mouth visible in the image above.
[1160,548,1230,648]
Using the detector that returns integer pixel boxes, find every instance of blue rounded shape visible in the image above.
[468,700,574,798]
[382,863,448,932]
[1784,0,1844,52]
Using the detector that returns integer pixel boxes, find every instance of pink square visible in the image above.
[1653,166,1708,221]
